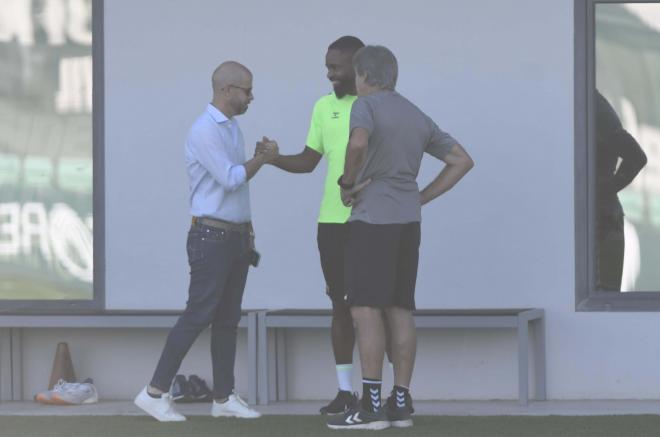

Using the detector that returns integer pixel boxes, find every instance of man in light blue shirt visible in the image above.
[186,102,252,222]
[135,61,277,422]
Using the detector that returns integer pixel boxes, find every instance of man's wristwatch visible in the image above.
[337,175,354,190]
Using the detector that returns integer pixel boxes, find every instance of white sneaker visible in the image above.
[134,386,186,422]
[211,393,261,419]
[51,379,99,405]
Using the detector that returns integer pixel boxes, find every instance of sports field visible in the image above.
[3,415,660,437]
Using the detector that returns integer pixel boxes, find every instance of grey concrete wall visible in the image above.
[104,0,573,312]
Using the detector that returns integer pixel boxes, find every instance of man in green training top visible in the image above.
[256,36,370,414]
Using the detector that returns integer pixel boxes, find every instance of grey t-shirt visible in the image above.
[349,90,457,224]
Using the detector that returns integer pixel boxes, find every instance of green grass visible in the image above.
[3,415,660,437]
[0,277,91,300]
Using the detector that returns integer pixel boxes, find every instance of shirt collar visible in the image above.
[332,92,357,102]
[206,103,231,124]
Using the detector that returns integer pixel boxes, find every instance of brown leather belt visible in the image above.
[191,216,253,234]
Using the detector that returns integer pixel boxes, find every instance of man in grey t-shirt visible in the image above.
[348,86,458,224]
[327,46,473,431]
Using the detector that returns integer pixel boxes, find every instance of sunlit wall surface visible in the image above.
[0,0,93,300]
[596,3,660,291]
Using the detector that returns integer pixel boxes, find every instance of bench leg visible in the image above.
[517,320,529,406]
[533,317,547,401]
[257,312,269,405]
[247,312,258,405]
[0,329,11,401]
[276,329,287,401]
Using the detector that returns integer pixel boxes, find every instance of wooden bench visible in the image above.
[256,308,546,406]
[0,311,259,404]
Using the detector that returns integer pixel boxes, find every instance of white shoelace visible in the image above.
[53,379,85,393]
[52,380,67,392]
[54,379,93,394]
[234,393,249,407]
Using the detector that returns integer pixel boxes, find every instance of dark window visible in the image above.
[0,0,103,312]
[576,0,660,310]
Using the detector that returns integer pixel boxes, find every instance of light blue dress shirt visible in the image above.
[185,104,251,223]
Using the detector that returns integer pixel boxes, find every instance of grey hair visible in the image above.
[352,45,398,90]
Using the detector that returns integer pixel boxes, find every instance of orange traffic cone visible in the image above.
[48,342,76,389]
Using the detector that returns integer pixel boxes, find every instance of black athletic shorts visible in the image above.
[344,221,421,309]
[317,223,349,302]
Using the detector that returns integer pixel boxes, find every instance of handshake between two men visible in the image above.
[254,136,279,162]
[252,135,370,208]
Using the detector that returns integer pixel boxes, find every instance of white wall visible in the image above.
[105,0,576,312]
[71,0,660,401]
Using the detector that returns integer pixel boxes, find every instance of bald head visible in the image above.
[211,61,254,117]
[212,61,252,94]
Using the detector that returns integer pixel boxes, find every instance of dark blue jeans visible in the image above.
[150,223,251,399]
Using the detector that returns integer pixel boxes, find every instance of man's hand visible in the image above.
[244,137,279,181]
[255,136,279,163]
[340,179,371,207]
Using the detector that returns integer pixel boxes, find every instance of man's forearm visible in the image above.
[256,145,320,174]
[243,154,269,180]
[343,144,367,184]
[612,131,648,192]
[271,154,315,173]
[343,128,370,185]
[420,162,472,205]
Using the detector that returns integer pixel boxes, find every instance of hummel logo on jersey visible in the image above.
[331,111,340,119]
[345,412,362,424]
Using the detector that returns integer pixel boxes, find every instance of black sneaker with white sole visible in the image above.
[385,389,415,414]
[385,390,414,428]
[188,375,213,402]
[385,404,413,428]
[319,390,358,415]
[326,405,390,430]
[170,375,190,401]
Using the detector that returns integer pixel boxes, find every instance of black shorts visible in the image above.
[344,221,421,310]
[317,223,349,302]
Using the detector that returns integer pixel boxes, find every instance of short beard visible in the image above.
[333,82,354,99]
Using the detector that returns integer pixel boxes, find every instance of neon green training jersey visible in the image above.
[306,93,357,224]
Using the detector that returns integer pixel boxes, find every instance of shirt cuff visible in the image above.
[232,164,247,186]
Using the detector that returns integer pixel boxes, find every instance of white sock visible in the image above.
[336,364,353,392]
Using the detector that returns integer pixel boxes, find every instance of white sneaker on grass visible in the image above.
[211,393,261,418]
[134,386,186,422]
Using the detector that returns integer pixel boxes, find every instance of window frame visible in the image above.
[2,0,105,313]
[575,0,660,310]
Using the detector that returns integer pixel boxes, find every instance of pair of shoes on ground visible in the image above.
[34,378,99,405]
[320,389,415,416]
[134,386,261,422]
[171,374,212,403]
[325,390,414,430]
